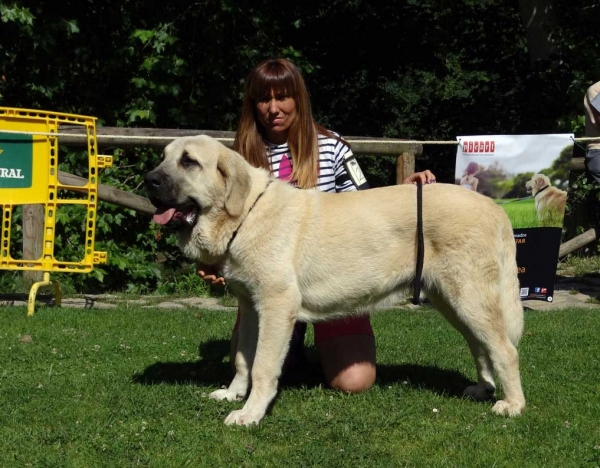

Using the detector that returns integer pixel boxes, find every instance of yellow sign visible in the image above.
[0,107,112,314]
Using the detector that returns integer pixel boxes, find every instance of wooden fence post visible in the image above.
[396,152,416,185]
[23,204,44,284]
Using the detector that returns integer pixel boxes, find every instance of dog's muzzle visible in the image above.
[145,170,199,229]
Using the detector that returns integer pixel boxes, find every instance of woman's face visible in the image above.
[255,89,297,144]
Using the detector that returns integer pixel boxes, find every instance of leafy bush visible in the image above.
[1,0,599,294]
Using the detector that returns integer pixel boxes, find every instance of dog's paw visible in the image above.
[209,388,243,402]
[463,383,495,401]
[224,409,263,427]
[491,399,525,417]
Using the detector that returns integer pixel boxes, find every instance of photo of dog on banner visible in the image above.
[455,135,573,230]
[524,173,568,224]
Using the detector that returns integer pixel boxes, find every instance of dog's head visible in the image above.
[525,173,551,195]
[145,135,251,233]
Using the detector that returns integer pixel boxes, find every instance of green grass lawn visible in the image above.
[1,304,599,467]
[498,198,539,228]
[499,198,564,228]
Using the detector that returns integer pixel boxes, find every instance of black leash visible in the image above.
[412,182,424,305]
[496,186,549,206]
[226,180,273,253]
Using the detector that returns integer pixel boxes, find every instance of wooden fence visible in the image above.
[22,128,596,272]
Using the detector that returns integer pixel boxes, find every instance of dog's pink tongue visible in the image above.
[153,207,177,225]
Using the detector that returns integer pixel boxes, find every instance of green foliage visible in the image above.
[0,3,33,26]
[563,170,600,255]
[0,0,599,293]
[560,254,600,277]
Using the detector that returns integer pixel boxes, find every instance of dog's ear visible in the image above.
[217,147,251,217]
[535,175,545,189]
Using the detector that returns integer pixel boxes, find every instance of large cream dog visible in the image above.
[525,173,567,223]
[145,135,526,426]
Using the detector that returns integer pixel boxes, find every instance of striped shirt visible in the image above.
[266,133,368,192]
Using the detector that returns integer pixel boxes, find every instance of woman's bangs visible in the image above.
[250,70,295,100]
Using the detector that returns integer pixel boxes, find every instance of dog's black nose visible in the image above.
[145,171,162,190]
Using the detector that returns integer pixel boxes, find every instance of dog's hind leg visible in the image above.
[223,291,299,426]
[427,293,496,400]
[462,338,497,400]
[210,297,257,402]
[428,285,525,416]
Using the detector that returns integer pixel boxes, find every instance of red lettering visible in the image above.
[464,140,495,154]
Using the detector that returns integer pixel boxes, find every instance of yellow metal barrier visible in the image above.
[0,107,112,315]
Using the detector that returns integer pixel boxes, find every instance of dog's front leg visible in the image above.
[224,299,297,426]
[210,298,257,402]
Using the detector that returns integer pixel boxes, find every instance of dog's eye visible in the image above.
[180,152,200,169]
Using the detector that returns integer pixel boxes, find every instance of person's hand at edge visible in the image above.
[404,170,436,185]
[196,262,226,286]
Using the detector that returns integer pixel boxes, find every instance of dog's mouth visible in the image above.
[152,204,199,230]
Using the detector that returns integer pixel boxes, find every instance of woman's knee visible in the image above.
[317,334,376,393]
[326,360,376,393]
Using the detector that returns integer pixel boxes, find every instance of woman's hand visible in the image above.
[196,262,226,286]
[404,170,436,185]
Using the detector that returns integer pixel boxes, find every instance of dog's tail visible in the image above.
[498,220,525,347]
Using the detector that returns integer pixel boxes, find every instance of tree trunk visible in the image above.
[518,0,557,63]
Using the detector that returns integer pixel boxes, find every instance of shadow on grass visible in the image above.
[133,339,474,399]
[0,292,57,306]
[132,339,232,388]
[376,363,474,398]
[132,339,324,390]
[555,274,600,301]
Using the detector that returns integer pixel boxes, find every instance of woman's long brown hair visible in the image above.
[233,58,335,189]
